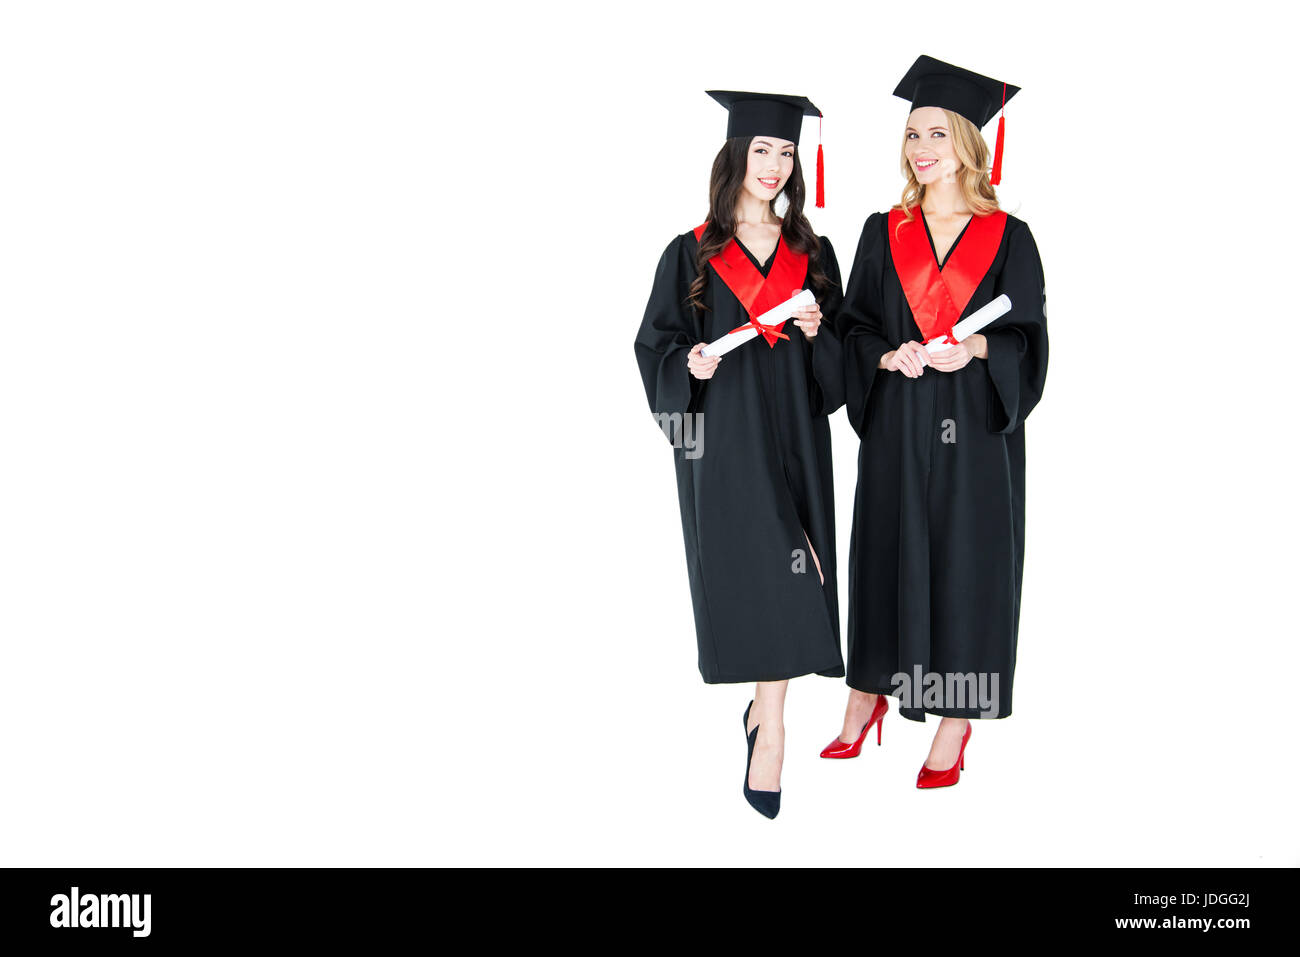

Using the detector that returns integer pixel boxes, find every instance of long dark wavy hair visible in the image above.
[686,136,830,312]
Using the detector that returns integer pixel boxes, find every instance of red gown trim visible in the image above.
[886,207,1007,342]
[693,222,809,347]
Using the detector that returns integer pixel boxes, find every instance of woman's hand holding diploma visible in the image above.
[687,342,720,380]
[926,332,987,372]
[881,331,989,376]
[881,341,930,377]
[789,287,821,339]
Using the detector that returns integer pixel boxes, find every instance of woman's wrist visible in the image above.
[968,333,988,359]
[879,350,895,369]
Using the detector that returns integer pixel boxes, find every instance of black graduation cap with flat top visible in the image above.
[892,56,1018,128]
[706,90,821,145]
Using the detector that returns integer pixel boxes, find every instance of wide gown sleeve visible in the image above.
[807,236,846,417]
[634,234,706,445]
[985,221,1049,434]
[839,213,895,438]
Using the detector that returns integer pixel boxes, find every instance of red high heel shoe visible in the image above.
[820,694,889,758]
[916,722,972,789]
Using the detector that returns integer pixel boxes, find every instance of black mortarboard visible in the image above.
[706,90,821,145]
[705,90,826,206]
[892,55,1020,184]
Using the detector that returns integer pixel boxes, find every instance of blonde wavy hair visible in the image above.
[893,108,1000,230]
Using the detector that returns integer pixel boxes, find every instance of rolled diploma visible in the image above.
[923,293,1013,354]
[701,289,816,358]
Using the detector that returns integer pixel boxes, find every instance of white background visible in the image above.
[1,1,1295,866]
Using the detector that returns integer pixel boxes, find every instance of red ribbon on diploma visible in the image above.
[726,315,791,343]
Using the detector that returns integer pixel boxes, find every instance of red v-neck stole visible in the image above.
[886,207,1007,342]
[693,222,809,347]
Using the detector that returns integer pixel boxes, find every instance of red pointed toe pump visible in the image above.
[820,694,889,759]
[916,722,972,789]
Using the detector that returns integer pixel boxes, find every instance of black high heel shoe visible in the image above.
[742,700,781,819]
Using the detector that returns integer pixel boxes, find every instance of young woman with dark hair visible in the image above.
[634,91,844,819]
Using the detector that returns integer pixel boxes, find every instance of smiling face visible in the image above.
[741,135,796,203]
[904,106,959,184]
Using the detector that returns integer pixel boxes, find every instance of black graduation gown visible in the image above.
[634,230,846,683]
[840,210,1048,720]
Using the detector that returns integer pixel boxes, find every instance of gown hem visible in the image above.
[842,684,1013,721]
[702,661,846,685]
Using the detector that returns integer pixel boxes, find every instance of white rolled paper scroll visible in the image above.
[701,289,816,358]
[923,293,1013,354]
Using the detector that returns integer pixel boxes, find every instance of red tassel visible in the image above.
[815,144,825,208]
[815,114,825,208]
[990,114,1005,186]
[990,82,1006,186]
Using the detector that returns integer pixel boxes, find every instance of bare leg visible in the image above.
[923,717,970,770]
[745,679,788,792]
[802,530,824,585]
[838,688,879,744]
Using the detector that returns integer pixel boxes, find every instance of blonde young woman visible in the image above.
[823,57,1048,787]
